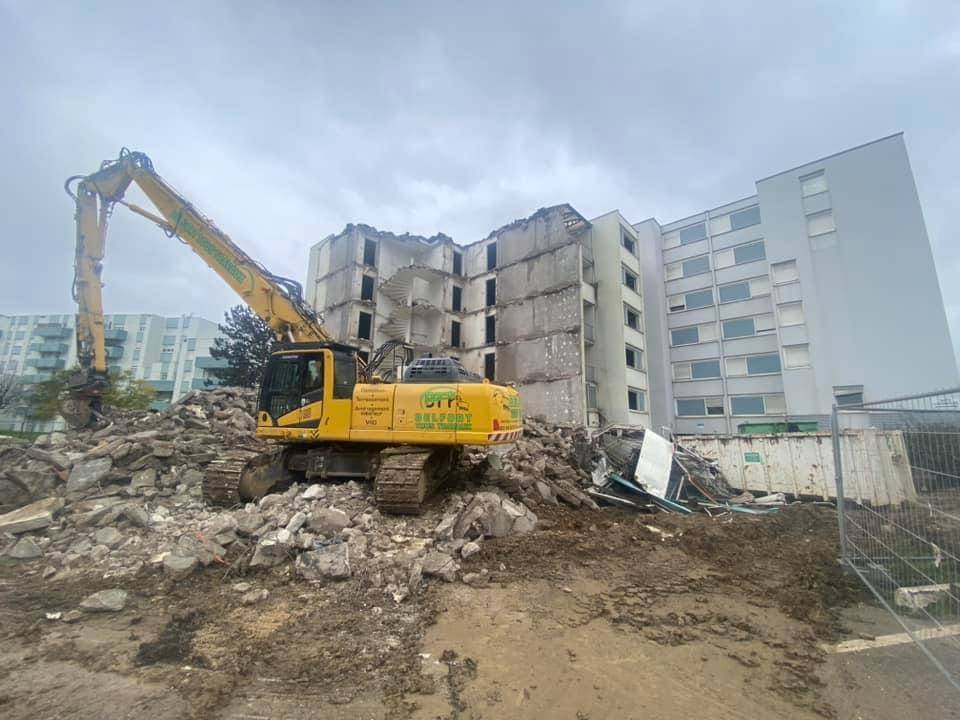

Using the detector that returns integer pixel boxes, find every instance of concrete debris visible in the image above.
[0,390,629,602]
[241,587,270,605]
[79,589,128,612]
[163,552,199,579]
[308,507,351,535]
[421,550,458,582]
[0,496,64,534]
[66,457,113,495]
[9,536,44,559]
[296,542,351,581]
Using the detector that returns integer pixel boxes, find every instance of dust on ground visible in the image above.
[0,502,873,720]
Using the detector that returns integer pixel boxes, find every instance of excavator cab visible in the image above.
[256,343,358,434]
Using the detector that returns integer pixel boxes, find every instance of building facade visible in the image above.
[307,206,606,425]
[307,133,957,433]
[0,313,226,429]
[637,132,958,433]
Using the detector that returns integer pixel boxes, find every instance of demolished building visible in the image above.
[307,134,958,433]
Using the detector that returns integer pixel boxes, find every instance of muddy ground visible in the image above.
[0,503,865,719]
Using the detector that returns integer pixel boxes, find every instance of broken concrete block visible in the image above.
[163,553,199,579]
[241,588,270,605]
[308,507,350,535]
[8,536,43,559]
[296,543,351,581]
[0,496,64,534]
[129,468,157,493]
[233,510,265,537]
[285,511,307,534]
[25,447,71,471]
[302,484,325,500]
[250,529,294,568]
[894,584,951,611]
[121,504,150,528]
[460,541,481,559]
[422,550,458,582]
[80,589,128,612]
[94,527,124,549]
[434,513,457,541]
[66,457,112,494]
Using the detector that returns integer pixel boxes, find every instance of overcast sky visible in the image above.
[2,1,958,359]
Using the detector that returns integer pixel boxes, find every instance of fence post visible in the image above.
[831,403,848,563]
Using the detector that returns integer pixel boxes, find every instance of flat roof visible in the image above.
[756,132,903,183]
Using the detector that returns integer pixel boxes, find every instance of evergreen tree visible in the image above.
[209,305,276,388]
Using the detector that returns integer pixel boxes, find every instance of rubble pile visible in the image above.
[470,417,600,511]
[0,389,548,601]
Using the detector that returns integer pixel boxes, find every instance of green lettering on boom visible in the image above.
[172,209,248,286]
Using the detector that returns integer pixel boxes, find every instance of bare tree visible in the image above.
[0,374,25,413]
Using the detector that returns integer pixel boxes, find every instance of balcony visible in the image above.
[104,328,128,344]
[195,356,228,369]
[21,374,52,384]
[33,357,66,371]
[148,380,175,392]
[105,346,124,360]
[35,325,71,339]
[34,342,69,354]
[192,377,221,390]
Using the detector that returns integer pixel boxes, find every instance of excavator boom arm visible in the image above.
[64,149,332,424]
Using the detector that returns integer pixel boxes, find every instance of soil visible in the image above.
[0,504,864,719]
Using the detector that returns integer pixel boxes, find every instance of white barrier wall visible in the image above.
[680,431,916,506]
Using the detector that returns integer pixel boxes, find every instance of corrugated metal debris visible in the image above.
[588,426,785,516]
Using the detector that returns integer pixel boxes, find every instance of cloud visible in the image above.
[1,0,958,362]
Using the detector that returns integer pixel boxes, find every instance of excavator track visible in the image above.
[201,448,263,506]
[374,446,457,515]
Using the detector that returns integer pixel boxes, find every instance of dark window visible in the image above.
[730,206,761,230]
[836,391,864,407]
[484,352,496,381]
[358,311,372,340]
[363,238,377,266]
[719,281,750,303]
[722,318,755,339]
[623,267,637,292]
[682,255,710,277]
[734,240,766,265]
[676,398,705,417]
[485,315,496,344]
[452,285,463,312]
[361,275,375,301]
[357,350,370,364]
[627,388,645,412]
[678,223,706,245]
[485,278,496,307]
[450,321,461,348]
[625,346,642,369]
[333,352,357,399]
[621,232,636,255]
[731,396,765,415]
[685,289,714,310]
[453,251,463,276]
[747,353,781,375]
[671,327,699,346]
[486,242,497,270]
[691,360,721,379]
[624,304,640,330]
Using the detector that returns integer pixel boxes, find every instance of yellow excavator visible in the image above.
[64,149,522,513]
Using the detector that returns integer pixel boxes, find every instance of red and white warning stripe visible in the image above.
[487,429,523,442]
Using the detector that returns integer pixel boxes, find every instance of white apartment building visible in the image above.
[0,313,226,428]
[306,133,957,433]
[636,132,958,433]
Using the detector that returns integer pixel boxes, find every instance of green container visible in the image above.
[737,421,819,434]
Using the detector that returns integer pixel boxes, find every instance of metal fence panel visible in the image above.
[833,388,960,691]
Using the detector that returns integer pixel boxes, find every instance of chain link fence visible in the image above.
[833,387,960,691]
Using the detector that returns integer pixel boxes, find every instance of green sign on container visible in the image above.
[744,452,762,463]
